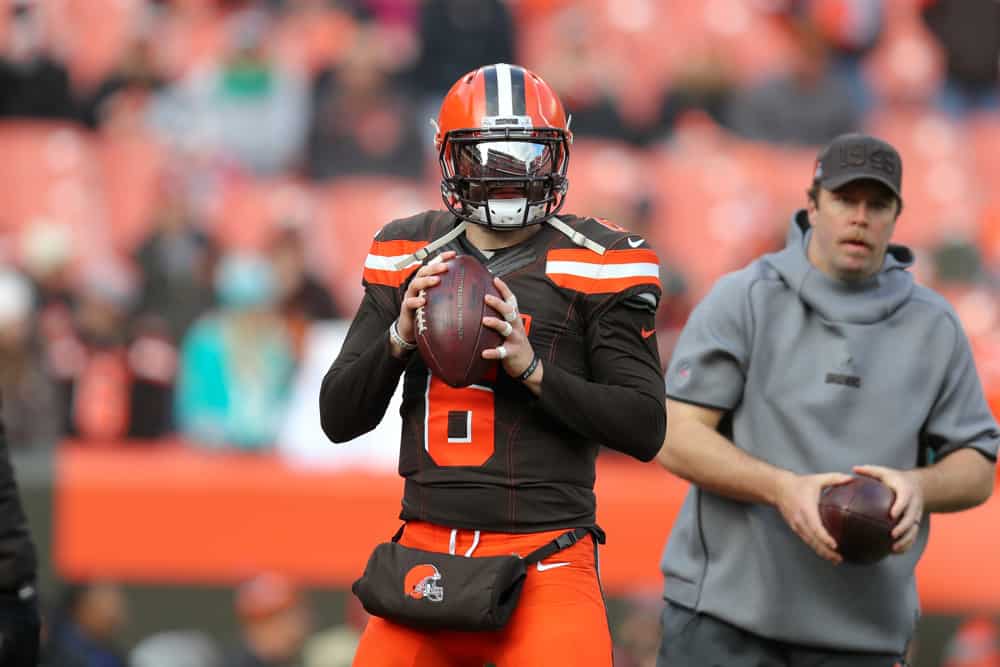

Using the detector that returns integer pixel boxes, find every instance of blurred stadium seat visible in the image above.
[270,3,359,75]
[563,138,649,224]
[646,125,787,298]
[98,129,168,253]
[0,121,109,267]
[56,0,142,88]
[209,177,316,253]
[862,0,944,106]
[313,176,436,313]
[866,108,980,249]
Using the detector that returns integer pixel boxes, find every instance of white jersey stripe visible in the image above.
[496,63,513,117]
[546,260,660,280]
[365,253,421,271]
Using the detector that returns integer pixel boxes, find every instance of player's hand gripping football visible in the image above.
[775,472,854,564]
[852,465,924,554]
[392,250,457,358]
[481,277,541,388]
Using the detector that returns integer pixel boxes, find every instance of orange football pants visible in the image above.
[352,521,613,667]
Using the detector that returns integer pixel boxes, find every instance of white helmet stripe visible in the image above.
[496,63,514,117]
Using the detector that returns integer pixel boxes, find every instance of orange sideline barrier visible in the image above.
[55,443,1000,610]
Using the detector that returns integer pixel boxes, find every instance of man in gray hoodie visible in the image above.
[656,133,999,666]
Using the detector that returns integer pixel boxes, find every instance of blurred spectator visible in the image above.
[175,253,295,450]
[47,260,176,441]
[931,237,987,286]
[80,30,169,132]
[0,0,79,122]
[642,50,736,144]
[301,594,367,667]
[268,224,340,358]
[0,268,60,449]
[44,581,128,667]
[408,0,515,101]
[19,221,76,314]
[765,0,885,112]
[922,0,1000,116]
[129,630,223,667]
[133,179,218,343]
[306,24,425,180]
[941,616,1000,667]
[153,8,310,175]
[726,20,861,146]
[224,573,311,667]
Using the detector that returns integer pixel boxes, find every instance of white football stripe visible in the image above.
[496,63,513,117]
[365,253,420,271]
[545,260,660,280]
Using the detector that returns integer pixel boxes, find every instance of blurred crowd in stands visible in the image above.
[1,1,999,664]
[39,573,369,667]
[1,0,999,456]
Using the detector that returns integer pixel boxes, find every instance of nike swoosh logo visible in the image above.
[536,561,571,572]
[641,328,655,339]
[627,237,644,248]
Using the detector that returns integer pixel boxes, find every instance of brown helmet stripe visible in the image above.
[484,65,499,117]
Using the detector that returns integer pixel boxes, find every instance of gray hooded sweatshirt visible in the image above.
[661,211,999,654]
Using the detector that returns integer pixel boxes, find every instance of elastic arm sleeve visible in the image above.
[536,299,666,461]
[320,289,408,443]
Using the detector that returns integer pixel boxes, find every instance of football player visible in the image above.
[0,391,41,665]
[321,63,666,666]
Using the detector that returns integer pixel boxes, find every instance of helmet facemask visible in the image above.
[439,126,570,229]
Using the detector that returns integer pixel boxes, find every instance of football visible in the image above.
[415,254,503,388]
[819,476,897,564]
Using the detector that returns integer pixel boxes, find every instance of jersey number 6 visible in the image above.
[424,376,495,467]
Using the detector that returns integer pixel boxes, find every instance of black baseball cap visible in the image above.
[813,133,903,204]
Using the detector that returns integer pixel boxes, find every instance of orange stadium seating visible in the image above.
[862,0,944,106]
[645,125,792,298]
[866,108,981,249]
[98,129,168,254]
[270,3,360,75]
[209,176,317,252]
[562,138,649,225]
[313,176,437,313]
[0,121,110,266]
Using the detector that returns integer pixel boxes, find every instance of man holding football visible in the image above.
[655,132,999,666]
[320,64,665,665]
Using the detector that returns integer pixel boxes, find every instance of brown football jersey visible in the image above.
[322,211,665,532]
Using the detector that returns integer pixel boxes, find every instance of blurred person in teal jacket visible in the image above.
[175,252,295,451]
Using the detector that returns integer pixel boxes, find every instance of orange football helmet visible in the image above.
[435,63,572,229]
[403,563,444,602]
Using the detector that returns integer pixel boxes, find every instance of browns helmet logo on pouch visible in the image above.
[404,564,444,602]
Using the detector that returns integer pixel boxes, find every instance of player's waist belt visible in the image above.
[352,524,603,632]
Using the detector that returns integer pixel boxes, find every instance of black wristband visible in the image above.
[517,354,540,382]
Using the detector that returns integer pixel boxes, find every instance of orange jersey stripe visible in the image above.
[546,247,660,294]
[363,239,428,287]
[370,239,428,257]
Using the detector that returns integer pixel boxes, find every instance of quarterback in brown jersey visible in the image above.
[320,63,666,666]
